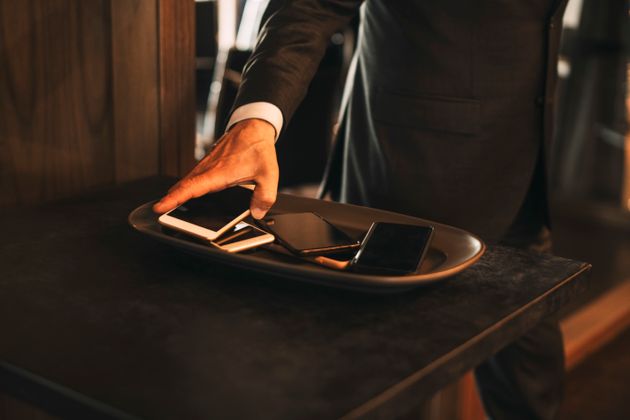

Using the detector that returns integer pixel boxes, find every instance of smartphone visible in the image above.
[210,221,274,253]
[350,222,434,275]
[257,212,361,256]
[158,186,252,242]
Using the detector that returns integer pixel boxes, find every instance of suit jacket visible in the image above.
[233,0,568,242]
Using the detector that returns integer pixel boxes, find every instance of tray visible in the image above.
[129,193,485,292]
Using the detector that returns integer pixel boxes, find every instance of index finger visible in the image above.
[152,173,230,213]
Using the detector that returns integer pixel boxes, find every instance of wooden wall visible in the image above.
[0,0,195,208]
[158,0,196,178]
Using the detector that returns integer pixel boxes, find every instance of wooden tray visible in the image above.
[129,193,485,292]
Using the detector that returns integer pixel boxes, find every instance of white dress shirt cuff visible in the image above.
[226,102,284,141]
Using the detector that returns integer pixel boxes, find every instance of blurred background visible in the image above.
[1,0,629,418]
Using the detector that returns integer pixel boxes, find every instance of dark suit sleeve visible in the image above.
[232,0,363,127]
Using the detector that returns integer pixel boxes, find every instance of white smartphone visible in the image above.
[211,221,275,253]
[158,186,253,242]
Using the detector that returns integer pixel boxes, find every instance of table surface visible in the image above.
[0,177,590,420]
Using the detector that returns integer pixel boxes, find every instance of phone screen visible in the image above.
[260,212,359,255]
[167,187,252,231]
[352,223,434,274]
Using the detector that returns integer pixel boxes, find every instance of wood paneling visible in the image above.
[0,0,195,208]
[111,0,159,183]
[418,372,485,420]
[561,280,630,370]
[158,0,195,177]
[440,281,630,420]
[457,372,485,420]
[0,0,115,208]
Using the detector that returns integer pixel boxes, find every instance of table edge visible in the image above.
[342,262,592,419]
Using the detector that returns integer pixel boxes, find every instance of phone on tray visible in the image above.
[256,212,361,256]
[158,186,253,242]
[211,221,275,253]
[350,222,434,275]
[314,222,434,275]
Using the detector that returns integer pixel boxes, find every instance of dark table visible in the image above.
[0,177,590,420]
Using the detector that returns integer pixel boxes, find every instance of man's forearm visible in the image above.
[232,0,363,127]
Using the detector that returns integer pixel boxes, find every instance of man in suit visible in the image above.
[154,1,568,418]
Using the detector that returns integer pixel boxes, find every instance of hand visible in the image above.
[152,119,279,219]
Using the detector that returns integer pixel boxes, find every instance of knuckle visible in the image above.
[265,160,280,177]
[179,178,195,189]
[252,194,274,209]
[258,161,279,179]
[261,197,276,208]
[258,192,277,208]
[255,201,274,211]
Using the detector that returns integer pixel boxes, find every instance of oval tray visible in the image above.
[129,193,485,292]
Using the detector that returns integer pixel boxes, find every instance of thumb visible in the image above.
[250,177,278,220]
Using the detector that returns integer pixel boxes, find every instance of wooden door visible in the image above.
[0,0,195,208]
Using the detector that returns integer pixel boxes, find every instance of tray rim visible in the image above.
[129,196,486,291]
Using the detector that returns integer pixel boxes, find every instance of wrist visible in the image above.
[232,118,277,142]
[227,102,284,141]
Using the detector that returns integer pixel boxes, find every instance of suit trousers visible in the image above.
[474,227,565,420]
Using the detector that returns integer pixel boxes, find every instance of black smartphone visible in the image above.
[350,222,434,275]
[257,212,361,256]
